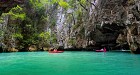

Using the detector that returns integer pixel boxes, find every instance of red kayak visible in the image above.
[48,50,64,53]
[96,48,106,52]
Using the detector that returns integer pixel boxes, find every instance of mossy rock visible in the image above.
[43,47,49,51]
[28,45,37,51]
[8,48,18,52]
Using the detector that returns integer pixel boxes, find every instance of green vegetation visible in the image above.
[0,0,92,52]
[8,5,26,20]
[59,0,69,9]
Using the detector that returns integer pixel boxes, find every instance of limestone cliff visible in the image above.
[89,0,140,53]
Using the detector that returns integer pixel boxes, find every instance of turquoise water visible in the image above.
[0,51,140,75]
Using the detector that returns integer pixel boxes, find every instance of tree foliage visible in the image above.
[39,32,50,40]
[0,0,93,51]
[8,5,26,20]
[58,0,69,9]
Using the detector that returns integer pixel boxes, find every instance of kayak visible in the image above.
[96,48,106,52]
[96,50,105,52]
[48,50,64,53]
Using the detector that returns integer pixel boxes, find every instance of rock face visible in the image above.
[89,0,140,53]
[88,23,126,50]
[0,0,24,52]
[28,45,37,51]
[0,0,24,15]
[8,47,18,52]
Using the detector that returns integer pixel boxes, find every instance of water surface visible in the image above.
[0,51,140,75]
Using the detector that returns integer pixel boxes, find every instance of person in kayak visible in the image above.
[53,48,57,52]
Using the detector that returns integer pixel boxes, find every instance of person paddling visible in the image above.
[53,49,57,52]
[104,47,106,52]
